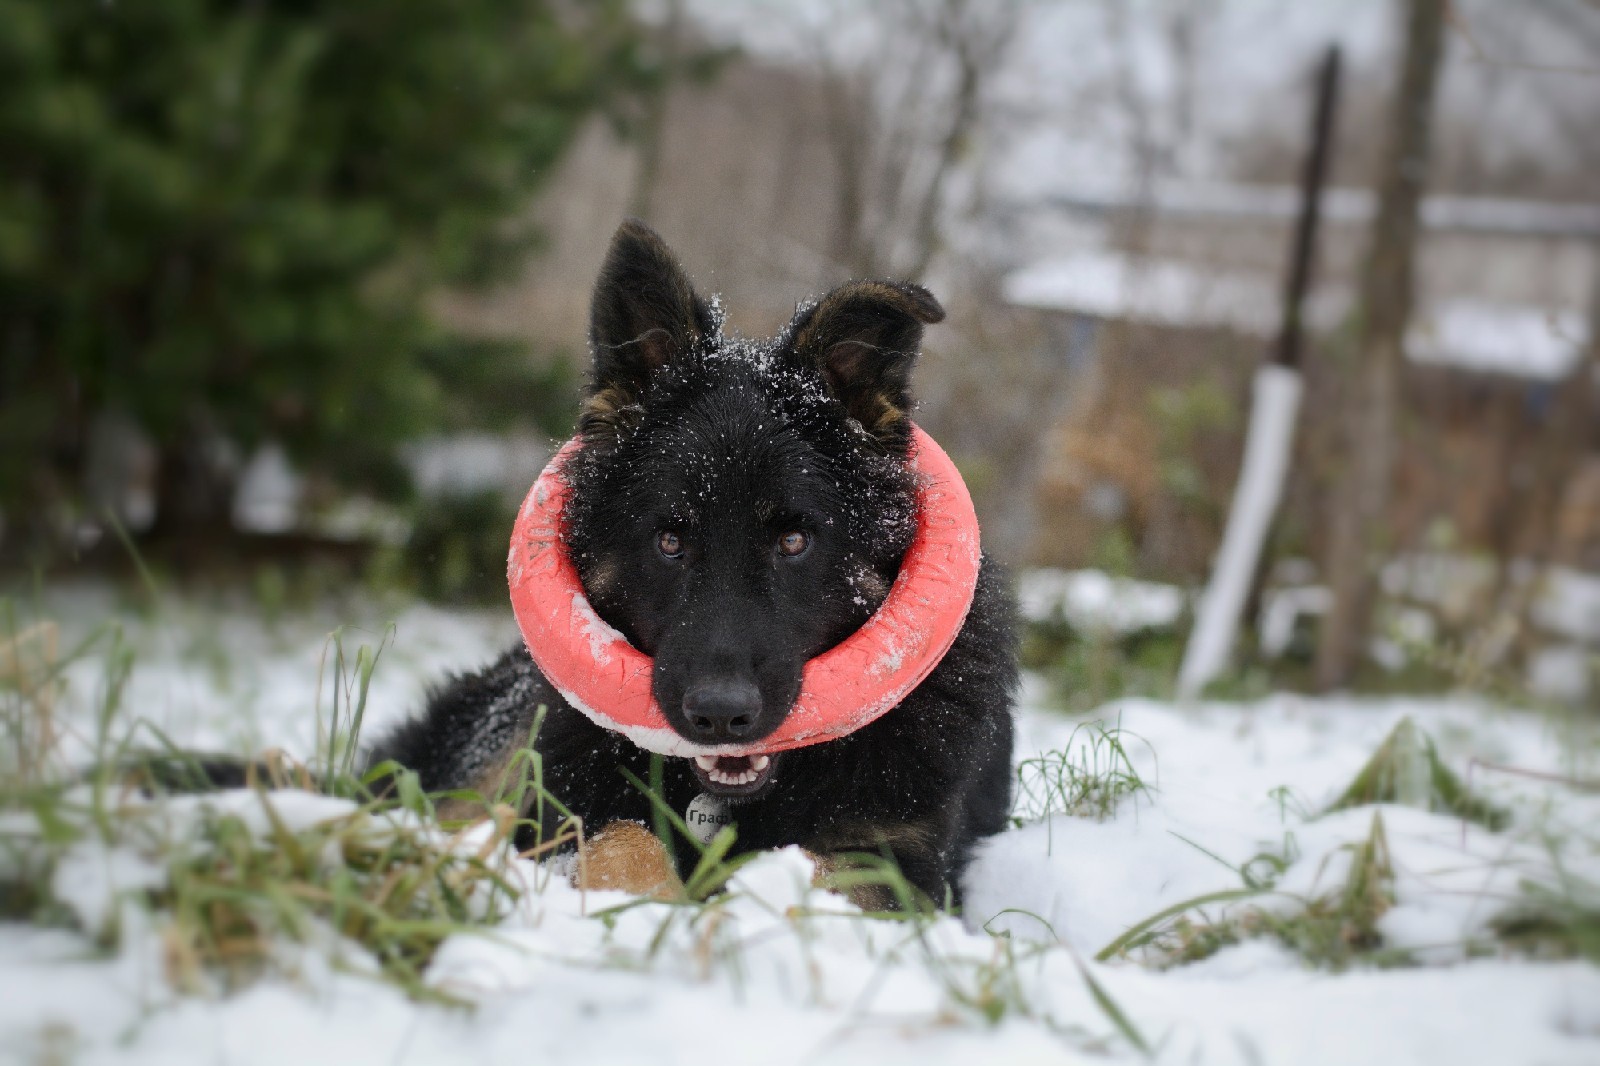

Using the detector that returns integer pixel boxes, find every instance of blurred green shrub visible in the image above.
[400,490,514,605]
[1023,615,1186,713]
[0,0,656,546]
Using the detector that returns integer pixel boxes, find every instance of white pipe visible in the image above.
[1177,364,1304,699]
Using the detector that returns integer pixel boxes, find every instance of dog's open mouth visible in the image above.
[690,752,779,798]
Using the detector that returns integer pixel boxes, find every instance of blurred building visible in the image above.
[1002,181,1600,577]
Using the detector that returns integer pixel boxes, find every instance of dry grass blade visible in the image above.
[161,795,523,1003]
[1102,811,1405,970]
[0,604,535,1004]
[1013,719,1155,825]
[1326,717,1508,830]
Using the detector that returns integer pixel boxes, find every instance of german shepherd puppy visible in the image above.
[369,221,1018,908]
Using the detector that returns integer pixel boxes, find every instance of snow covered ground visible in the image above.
[3,586,1598,1065]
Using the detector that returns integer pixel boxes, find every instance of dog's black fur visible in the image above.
[368,221,1018,906]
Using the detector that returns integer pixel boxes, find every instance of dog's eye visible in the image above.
[657,531,684,559]
[777,531,810,558]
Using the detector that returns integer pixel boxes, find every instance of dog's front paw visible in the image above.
[574,820,682,900]
[804,849,937,914]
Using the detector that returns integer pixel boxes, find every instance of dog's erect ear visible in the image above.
[787,280,945,451]
[584,220,716,440]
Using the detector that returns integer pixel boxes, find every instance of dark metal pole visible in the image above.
[1273,45,1342,370]
[1239,45,1343,642]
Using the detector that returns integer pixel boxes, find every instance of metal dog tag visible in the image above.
[685,793,733,845]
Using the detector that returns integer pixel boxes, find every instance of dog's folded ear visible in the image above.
[584,220,717,441]
[787,280,945,452]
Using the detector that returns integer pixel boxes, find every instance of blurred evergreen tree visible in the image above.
[0,0,655,548]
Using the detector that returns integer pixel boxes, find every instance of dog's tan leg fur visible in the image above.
[806,851,900,913]
[805,819,943,912]
[573,821,681,900]
[434,743,529,824]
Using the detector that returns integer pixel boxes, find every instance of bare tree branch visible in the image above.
[808,0,1020,281]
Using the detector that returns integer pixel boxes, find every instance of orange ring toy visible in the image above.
[507,423,980,757]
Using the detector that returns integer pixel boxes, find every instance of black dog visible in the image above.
[370,221,1018,907]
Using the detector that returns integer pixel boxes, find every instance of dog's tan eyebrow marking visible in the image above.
[584,558,623,599]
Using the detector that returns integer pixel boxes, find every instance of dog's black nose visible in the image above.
[682,679,761,741]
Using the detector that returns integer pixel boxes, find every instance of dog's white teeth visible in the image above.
[700,757,772,788]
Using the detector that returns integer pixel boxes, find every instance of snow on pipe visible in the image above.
[1177,364,1305,699]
